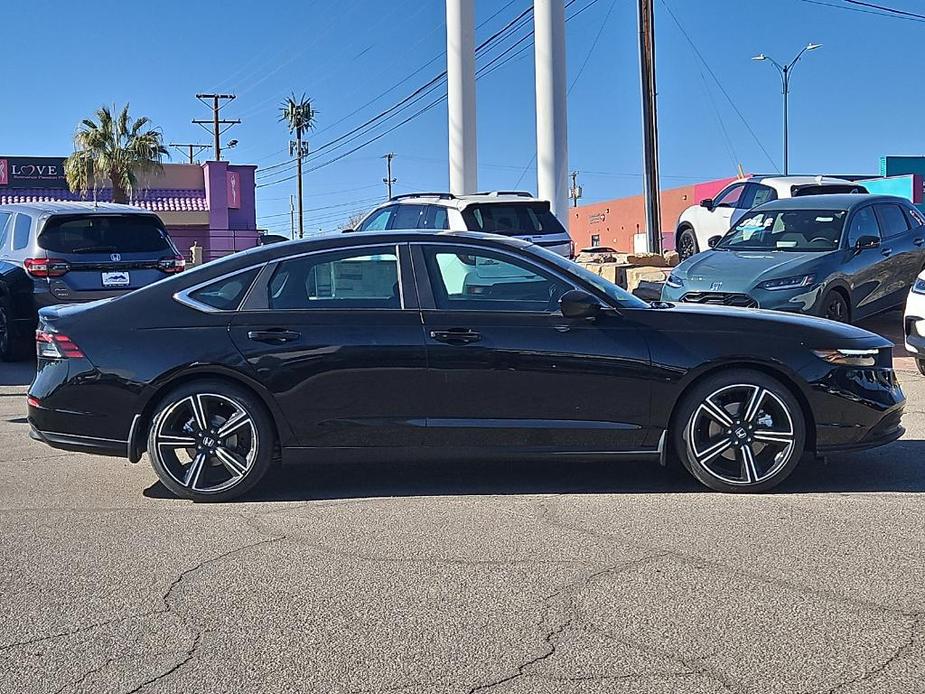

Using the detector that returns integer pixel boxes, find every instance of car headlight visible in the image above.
[912,278,925,295]
[665,273,684,289]
[757,274,816,291]
[812,348,879,367]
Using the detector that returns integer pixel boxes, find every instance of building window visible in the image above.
[590,234,600,247]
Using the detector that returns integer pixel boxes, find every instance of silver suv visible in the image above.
[0,202,184,361]
[353,192,575,258]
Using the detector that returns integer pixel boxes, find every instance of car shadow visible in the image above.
[0,360,36,387]
[142,439,925,503]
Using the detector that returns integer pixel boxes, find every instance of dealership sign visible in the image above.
[0,157,69,189]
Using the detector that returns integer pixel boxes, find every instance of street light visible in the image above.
[752,42,822,175]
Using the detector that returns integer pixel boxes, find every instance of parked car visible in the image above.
[903,269,925,375]
[0,202,184,361]
[28,230,904,501]
[675,176,868,260]
[353,191,575,258]
[662,195,925,323]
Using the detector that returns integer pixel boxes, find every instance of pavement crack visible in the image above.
[121,630,203,694]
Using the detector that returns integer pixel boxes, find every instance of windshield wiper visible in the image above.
[70,245,119,254]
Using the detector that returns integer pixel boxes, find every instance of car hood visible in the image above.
[675,249,829,288]
[644,302,891,348]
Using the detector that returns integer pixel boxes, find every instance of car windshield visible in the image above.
[528,244,650,308]
[461,202,567,237]
[717,209,847,252]
[39,215,173,254]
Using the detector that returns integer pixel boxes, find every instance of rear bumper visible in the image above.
[29,423,127,457]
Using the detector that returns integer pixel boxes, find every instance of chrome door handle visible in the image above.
[914,238,924,247]
[881,247,893,257]
[247,329,301,343]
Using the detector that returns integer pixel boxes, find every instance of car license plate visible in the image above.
[102,271,130,287]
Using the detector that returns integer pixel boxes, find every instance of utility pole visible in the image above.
[638,0,662,253]
[569,170,582,207]
[383,153,397,199]
[288,137,309,238]
[534,0,569,225]
[446,0,478,194]
[289,195,295,239]
[192,93,240,161]
[169,143,210,164]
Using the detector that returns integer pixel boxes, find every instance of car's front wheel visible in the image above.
[676,227,699,261]
[820,290,851,323]
[0,299,31,362]
[675,370,806,493]
[147,381,274,502]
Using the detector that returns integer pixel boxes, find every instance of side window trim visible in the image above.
[413,241,580,314]
[174,264,267,314]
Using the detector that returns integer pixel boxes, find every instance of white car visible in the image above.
[352,191,574,258]
[675,175,868,260]
[904,269,925,375]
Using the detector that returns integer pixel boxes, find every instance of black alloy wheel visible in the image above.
[821,291,850,323]
[147,381,274,502]
[677,228,698,260]
[676,369,806,493]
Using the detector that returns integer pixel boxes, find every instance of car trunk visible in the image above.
[35,214,179,298]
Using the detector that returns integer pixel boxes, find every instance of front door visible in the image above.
[412,243,653,452]
[229,244,428,448]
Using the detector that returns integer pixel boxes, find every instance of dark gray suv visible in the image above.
[0,202,184,361]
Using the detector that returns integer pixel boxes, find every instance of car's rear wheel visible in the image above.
[675,370,806,493]
[147,381,274,502]
[0,299,31,362]
[676,227,699,261]
[820,290,850,323]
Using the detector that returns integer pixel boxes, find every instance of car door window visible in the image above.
[356,207,395,232]
[389,204,425,230]
[874,204,910,239]
[846,207,881,247]
[747,184,777,208]
[423,246,572,313]
[713,184,745,209]
[12,214,32,250]
[0,212,11,250]
[268,246,401,310]
[421,205,450,230]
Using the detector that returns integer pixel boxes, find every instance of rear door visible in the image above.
[874,203,922,306]
[228,243,428,448]
[36,214,179,300]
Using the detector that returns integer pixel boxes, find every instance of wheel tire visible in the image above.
[147,380,275,502]
[673,369,806,493]
[0,299,31,362]
[676,227,699,261]
[917,358,925,377]
[820,290,850,324]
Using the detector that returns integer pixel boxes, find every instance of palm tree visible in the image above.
[279,94,317,238]
[65,104,168,204]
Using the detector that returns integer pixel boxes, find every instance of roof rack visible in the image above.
[389,192,456,202]
[469,190,533,197]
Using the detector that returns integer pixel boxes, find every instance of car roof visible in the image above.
[382,191,544,209]
[0,201,156,216]
[752,193,907,211]
[750,175,860,187]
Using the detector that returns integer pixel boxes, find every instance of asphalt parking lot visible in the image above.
[2,313,924,694]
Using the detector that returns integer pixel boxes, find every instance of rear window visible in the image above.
[461,202,567,237]
[38,214,172,254]
[792,184,867,197]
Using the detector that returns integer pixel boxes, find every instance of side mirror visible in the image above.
[700,198,714,211]
[855,235,880,251]
[559,289,603,319]
[707,235,722,249]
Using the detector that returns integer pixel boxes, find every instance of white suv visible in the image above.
[353,191,574,258]
[675,175,868,260]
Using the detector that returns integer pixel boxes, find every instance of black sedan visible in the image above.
[28,231,905,501]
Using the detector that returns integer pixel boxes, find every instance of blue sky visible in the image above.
[2,0,924,233]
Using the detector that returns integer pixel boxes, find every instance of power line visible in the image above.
[842,0,925,20]
[794,0,925,22]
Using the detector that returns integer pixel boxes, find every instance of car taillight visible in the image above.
[24,257,70,278]
[36,330,84,359]
[157,255,186,273]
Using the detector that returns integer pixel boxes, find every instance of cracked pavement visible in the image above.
[1,355,924,694]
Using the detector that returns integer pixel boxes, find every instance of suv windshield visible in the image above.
[38,215,173,254]
[717,209,847,252]
[461,202,567,237]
